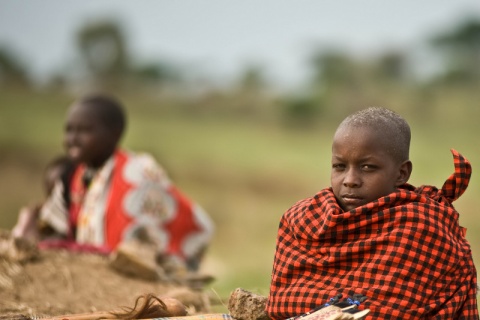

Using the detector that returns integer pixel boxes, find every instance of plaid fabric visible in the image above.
[267,149,478,319]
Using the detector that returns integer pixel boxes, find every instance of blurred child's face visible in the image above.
[331,125,410,211]
[63,102,118,168]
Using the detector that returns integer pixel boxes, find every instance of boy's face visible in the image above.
[63,102,118,168]
[331,125,411,211]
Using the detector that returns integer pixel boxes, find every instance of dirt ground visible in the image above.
[0,230,221,319]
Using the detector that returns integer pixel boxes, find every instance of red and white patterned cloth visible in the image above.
[40,149,214,264]
[267,149,478,319]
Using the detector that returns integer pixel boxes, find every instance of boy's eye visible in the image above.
[332,163,345,170]
[362,164,377,171]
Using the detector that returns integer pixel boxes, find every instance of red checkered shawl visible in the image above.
[267,150,478,319]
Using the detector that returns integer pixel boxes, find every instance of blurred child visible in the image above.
[37,94,214,271]
[11,155,72,241]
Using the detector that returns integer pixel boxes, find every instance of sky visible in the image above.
[1,0,480,87]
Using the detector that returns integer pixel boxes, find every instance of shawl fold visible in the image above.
[267,150,478,319]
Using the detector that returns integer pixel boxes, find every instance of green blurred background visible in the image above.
[0,1,479,310]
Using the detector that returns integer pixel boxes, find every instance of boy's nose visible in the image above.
[343,169,361,188]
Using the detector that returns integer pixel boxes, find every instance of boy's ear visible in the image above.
[396,160,413,186]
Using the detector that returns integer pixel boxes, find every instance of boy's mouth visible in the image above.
[341,194,364,206]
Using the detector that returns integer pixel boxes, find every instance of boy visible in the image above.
[266,107,478,319]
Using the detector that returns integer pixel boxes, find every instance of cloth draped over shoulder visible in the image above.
[266,150,478,320]
[39,149,214,262]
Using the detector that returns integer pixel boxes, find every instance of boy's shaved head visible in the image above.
[336,107,411,163]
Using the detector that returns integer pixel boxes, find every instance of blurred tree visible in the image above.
[310,49,354,90]
[307,49,370,118]
[133,62,180,84]
[76,19,131,86]
[236,64,266,92]
[75,19,184,93]
[0,46,30,88]
[279,94,322,128]
[227,64,271,118]
[374,50,409,83]
[430,17,480,83]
